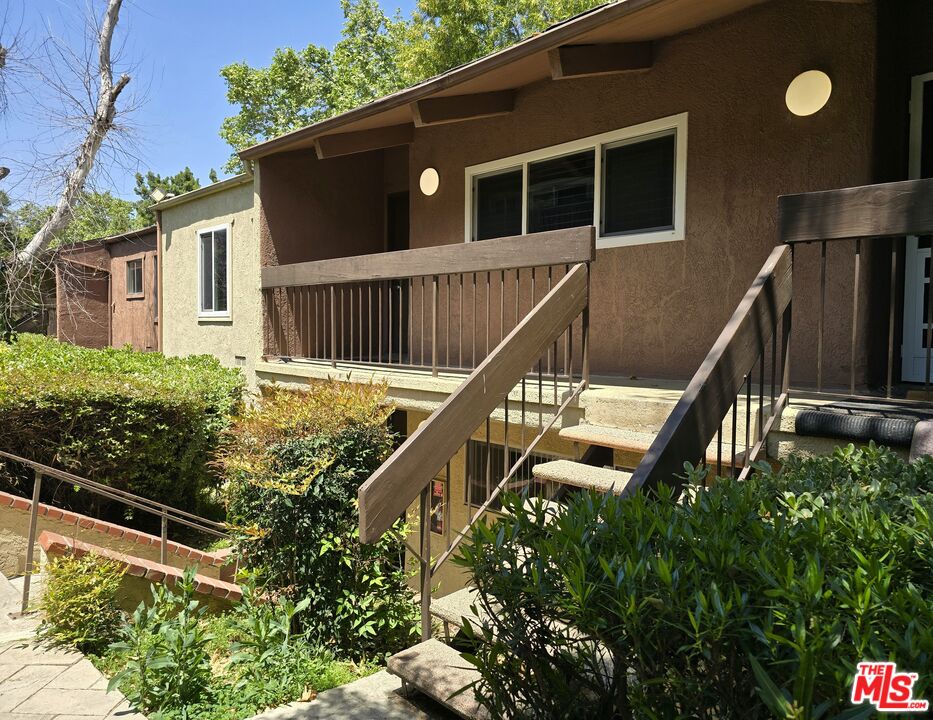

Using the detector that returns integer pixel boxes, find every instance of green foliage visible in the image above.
[105,570,372,719]
[0,334,244,525]
[133,168,201,225]
[37,552,125,654]
[456,444,933,719]
[221,382,419,659]
[109,568,215,718]
[218,0,602,171]
[3,191,143,252]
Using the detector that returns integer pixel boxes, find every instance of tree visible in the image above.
[219,0,603,169]
[16,0,130,264]
[11,192,137,247]
[132,168,201,225]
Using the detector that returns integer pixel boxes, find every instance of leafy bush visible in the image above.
[37,552,125,654]
[457,444,933,719]
[221,382,419,659]
[105,569,371,719]
[0,334,243,523]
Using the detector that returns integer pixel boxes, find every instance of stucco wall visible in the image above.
[161,180,261,389]
[402,0,877,383]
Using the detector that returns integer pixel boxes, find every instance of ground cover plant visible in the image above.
[0,333,243,526]
[458,443,933,719]
[220,381,419,660]
[90,569,375,720]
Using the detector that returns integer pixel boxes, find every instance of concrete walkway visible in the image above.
[249,670,458,720]
[0,640,143,720]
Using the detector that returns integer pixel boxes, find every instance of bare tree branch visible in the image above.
[16,0,128,264]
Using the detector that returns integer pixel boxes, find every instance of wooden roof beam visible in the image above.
[411,90,516,127]
[314,123,414,160]
[549,42,653,80]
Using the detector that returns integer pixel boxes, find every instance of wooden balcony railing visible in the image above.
[261,227,595,377]
[779,178,933,398]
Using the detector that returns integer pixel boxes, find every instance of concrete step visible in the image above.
[430,587,486,631]
[532,459,634,494]
[0,571,19,613]
[559,423,746,471]
[388,639,488,720]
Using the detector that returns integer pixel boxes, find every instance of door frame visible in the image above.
[901,71,933,382]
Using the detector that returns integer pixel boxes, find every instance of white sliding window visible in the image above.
[198,225,230,317]
[467,112,687,248]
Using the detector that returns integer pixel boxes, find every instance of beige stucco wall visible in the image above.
[160,179,261,389]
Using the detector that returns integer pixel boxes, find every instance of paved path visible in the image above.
[0,640,143,720]
[249,670,457,720]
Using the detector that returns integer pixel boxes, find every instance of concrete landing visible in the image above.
[0,640,143,719]
[248,669,457,720]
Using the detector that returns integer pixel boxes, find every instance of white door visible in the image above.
[901,71,933,382]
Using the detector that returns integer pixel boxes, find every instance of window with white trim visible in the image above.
[126,258,143,296]
[198,226,229,316]
[467,113,687,248]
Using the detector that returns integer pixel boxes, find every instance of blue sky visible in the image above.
[1,0,415,203]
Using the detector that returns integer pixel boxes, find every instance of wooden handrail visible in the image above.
[628,244,792,492]
[779,178,933,244]
[260,226,595,289]
[358,262,589,543]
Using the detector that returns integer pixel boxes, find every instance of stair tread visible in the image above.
[532,460,633,493]
[560,424,746,469]
[430,587,483,628]
[387,639,488,720]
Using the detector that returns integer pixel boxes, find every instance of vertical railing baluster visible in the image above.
[446,275,451,370]
[421,277,425,367]
[330,286,337,368]
[432,275,439,377]
[160,509,168,566]
[388,280,394,365]
[485,272,490,359]
[419,486,431,641]
[582,264,590,388]
[716,423,723,480]
[745,372,751,460]
[731,395,738,480]
[358,285,363,362]
[368,284,373,363]
[851,238,861,396]
[818,240,826,393]
[409,278,414,366]
[500,270,505,344]
[378,283,383,363]
[472,273,477,367]
[458,274,463,369]
[21,469,42,614]
[887,240,897,398]
[758,354,764,443]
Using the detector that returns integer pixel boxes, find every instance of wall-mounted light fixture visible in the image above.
[419,167,440,196]
[785,70,832,117]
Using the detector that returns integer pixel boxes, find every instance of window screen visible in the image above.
[126,259,143,295]
[474,169,522,241]
[465,440,558,510]
[527,150,594,233]
[603,133,675,235]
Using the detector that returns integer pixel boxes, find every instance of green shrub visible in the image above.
[456,444,933,719]
[0,334,244,524]
[105,569,373,719]
[221,382,419,659]
[37,552,125,654]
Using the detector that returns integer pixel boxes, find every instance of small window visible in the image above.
[527,150,595,234]
[474,168,522,241]
[602,132,676,236]
[199,227,229,316]
[126,259,143,296]
[465,440,559,511]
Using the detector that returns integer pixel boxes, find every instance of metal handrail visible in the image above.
[0,450,230,614]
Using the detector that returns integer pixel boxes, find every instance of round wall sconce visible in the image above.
[785,70,832,117]
[419,167,440,196]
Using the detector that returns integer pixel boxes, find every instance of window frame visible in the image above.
[125,257,144,298]
[464,112,688,249]
[196,223,231,320]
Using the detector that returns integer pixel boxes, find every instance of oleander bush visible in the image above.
[37,552,125,654]
[0,334,244,524]
[457,444,933,719]
[221,381,419,660]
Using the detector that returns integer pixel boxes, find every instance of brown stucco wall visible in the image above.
[258,148,390,266]
[403,0,877,384]
[107,233,159,351]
